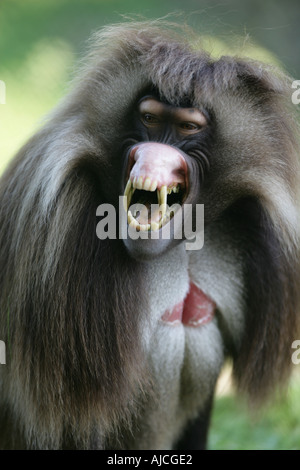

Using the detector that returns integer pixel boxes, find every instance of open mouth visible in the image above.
[123,143,188,231]
[124,179,186,231]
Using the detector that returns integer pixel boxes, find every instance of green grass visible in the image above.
[210,373,300,450]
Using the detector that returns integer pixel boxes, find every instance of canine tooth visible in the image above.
[143,177,151,191]
[160,185,167,205]
[131,188,136,204]
[160,204,167,219]
[128,210,134,222]
[150,180,158,192]
[123,180,132,211]
[128,210,137,223]
[126,188,135,211]
[124,179,136,211]
[159,186,167,219]
[124,179,131,197]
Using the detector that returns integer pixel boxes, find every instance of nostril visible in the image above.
[128,142,187,190]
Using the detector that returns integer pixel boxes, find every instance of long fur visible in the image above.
[0,21,299,449]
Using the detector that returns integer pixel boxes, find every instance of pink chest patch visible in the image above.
[161,283,215,327]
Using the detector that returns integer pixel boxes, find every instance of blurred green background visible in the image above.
[1,0,300,450]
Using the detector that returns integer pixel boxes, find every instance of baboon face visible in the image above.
[0,22,299,451]
[121,95,212,258]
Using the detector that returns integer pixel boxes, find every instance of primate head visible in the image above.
[0,21,299,450]
[121,93,211,258]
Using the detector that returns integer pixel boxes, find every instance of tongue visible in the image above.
[161,283,215,327]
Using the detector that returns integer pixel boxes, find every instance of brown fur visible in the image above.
[0,21,299,449]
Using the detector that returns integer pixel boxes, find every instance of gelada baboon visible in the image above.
[0,21,299,449]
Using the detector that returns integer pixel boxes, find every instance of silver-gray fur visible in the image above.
[0,21,299,449]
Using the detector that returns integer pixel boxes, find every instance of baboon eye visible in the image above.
[142,113,160,126]
[181,122,199,130]
[179,122,202,134]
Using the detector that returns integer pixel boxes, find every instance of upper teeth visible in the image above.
[123,178,181,231]
[132,176,158,192]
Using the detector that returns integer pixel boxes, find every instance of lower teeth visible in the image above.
[127,204,180,231]
[124,180,182,231]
